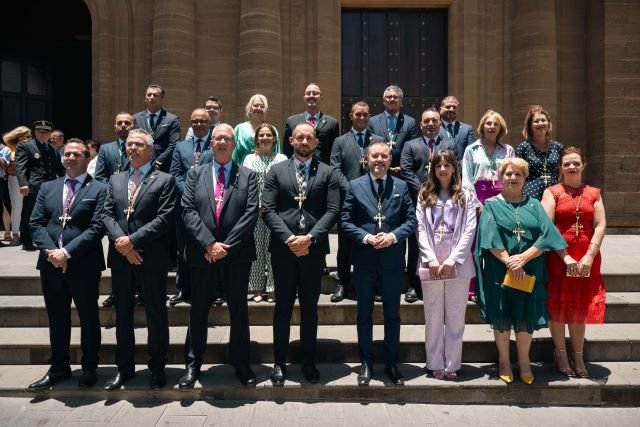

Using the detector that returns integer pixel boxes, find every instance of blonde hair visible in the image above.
[477,110,508,141]
[499,157,529,179]
[245,94,268,119]
[3,126,31,144]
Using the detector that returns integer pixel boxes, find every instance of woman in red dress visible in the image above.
[541,146,606,378]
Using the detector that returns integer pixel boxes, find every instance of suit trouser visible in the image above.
[112,260,169,375]
[335,229,354,294]
[184,259,251,368]
[40,263,101,373]
[20,191,37,246]
[421,277,468,372]
[272,246,323,366]
[355,264,404,367]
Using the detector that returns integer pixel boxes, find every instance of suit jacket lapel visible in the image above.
[133,169,156,208]
[69,176,93,213]
[396,113,405,133]
[362,176,378,210]
[287,158,298,194]
[347,133,361,164]
[203,165,217,218]
[222,163,239,211]
[382,175,396,212]
[305,158,319,196]
[315,112,328,132]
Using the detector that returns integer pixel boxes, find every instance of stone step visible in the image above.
[0,323,638,365]
[0,272,637,296]
[1,292,639,327]
[2,362,639,406]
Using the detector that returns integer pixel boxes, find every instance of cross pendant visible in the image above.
[59,213,72,228]
[386,140,395,150]
[374,212,386,229]
[123,206,134,221]
[215,195,224,205]
[435,224,448,242]
[425,162,431,174]
[540,173,551,185]
[512,223,525,242]
[294,193,306,209]
[572,218,583,238]
[359,157,368,169]
[490,172,497,187]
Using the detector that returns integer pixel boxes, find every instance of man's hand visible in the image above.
[371,232,394,249]
[206,242,230,262]
[287,235,311,257]
[19,186,29,196]
[46,249,68,273]
[125,248,143,265]
[115,236,135,255]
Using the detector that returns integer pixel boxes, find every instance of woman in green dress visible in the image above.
[233,94,281,165]
[475,158,566,385]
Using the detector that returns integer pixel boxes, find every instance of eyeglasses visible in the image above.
[190,119,209,125]
[213,136,234,142]
[205,105,221,111]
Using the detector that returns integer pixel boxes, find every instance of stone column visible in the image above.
[238,0,283,126]
[150,0,196,131]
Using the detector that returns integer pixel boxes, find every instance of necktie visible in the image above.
[357,132,364,148]
[195,138,202,153]
[59,179,78,246]
[297,162,307,231]
[376,178,384,198]
[308,116,316,127]
[447,123,455,138]
[215,165,225,226]
[130,169,142,204]
[428,138,435,151]
[387,115,397,133]
[149,113,156,131]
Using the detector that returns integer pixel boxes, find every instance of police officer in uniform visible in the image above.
[14,121,65,250]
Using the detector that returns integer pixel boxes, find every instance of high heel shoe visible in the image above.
[571,351,589,378]
[498,372,514,384]
[554,349,575,377]
[519,372,535,385]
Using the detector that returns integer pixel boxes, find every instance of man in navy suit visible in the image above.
[94,112,135,308]
[133,84,181,172]
[341,141,417,386]
[438,96,476,162]
[330,101,384,302]
[27,139,106,390]
[102,129,176,391]
[169,108,214,306]
[282,83,340,165]
[178,124,259,388]
[367,85,420,175]
[262,122,340,386]
[400,107,454,303]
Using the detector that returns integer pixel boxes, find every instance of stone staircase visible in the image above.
[0,235,639,406]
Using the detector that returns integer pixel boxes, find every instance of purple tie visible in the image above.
[215,165,225,227]
[428,138,435,151]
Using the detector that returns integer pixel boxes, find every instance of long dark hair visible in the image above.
[419,149,466,208]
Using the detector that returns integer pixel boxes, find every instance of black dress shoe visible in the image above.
[136,293,144,307]
[178,367,200,389]
[27,368,72,390]
[385,365,404,385]
[78,370,97,387]
[374,294,383,302]
[357,363,372,386]
[302,362,320,384]
[404,287,418,303]
[104,371,135,391]
[270,364,285,386]
[235,364,256,386]
[102,294,115,308]
[22,244,37,252]
[169,290,185,306]
[330,285,345,302]
[150,372,166,389]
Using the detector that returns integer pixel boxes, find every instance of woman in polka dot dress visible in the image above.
[515,105,563,200]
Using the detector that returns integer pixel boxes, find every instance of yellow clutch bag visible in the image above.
[503,271,536,293]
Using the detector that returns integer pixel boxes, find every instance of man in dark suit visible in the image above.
[438,96,476,161]
[169,108,214,306]
[185,96,223,140]
[27,139,107,390]
[282,83,340,165]
[367,85,420,175]
[94,112,135,183]
[400,107,454,303]
[14,120,66,250]
[262,122,340,386]
[330,101,384,302]
[94,112,135,308]
[102,128,176,391]
[341,141,417,386]
[133,84,181,172]
[177,124,259,388]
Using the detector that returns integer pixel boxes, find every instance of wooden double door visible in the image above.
[341,9,448,130]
